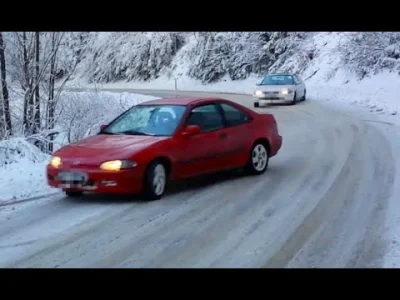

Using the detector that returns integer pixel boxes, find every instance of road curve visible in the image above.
[0,90,395,268]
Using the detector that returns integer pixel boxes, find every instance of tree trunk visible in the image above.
[22,32,29,133]
[33,31,40,134]
[0,32,12,137]
[47,34,56,152]
[21,32,35,136]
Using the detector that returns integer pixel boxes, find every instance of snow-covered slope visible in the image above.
[67,32,400,84]
[65,32,400,117]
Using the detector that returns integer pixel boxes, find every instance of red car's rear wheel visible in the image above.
[246,141,269,175]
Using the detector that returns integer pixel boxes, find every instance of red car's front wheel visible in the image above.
[143,160,168,201]
[65,190,83,198]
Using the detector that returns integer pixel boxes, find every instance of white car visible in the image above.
[253,73,306,107]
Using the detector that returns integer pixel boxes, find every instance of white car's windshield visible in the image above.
[260,75,294,85]
[102,105,187,136]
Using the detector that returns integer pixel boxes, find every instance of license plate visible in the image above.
[57,171,88,183]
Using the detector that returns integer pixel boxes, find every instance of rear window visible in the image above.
[260,75,294,85]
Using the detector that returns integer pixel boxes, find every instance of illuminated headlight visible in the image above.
[49,156,62,168]
[99,160,137,171]
[281,88,293,95]
[254,90,263,97]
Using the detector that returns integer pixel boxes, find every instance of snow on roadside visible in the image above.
[0,91,159,205]
[68,74,260,95]
[69,70,400,122]
[0,138,57,204]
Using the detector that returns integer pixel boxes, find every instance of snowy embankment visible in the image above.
[68,32,400,123]
[0,91,159,205]
[70,70,400,123]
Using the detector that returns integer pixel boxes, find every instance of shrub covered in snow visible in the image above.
[3,89,158,153]
[56,91,155,144]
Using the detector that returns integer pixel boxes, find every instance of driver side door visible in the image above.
[175,103,226,179]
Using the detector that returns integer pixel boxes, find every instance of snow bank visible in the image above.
[0,138,56,203]
[308,71,400,116]
[0,91,159,204]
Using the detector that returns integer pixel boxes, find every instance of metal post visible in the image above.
[174,34,178,98]
[174,78,177,97]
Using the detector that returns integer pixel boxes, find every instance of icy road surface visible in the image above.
[0,90,395,268]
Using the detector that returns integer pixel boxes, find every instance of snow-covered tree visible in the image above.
[339,32,400,79]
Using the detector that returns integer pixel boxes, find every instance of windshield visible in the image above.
[101,105,187,136]
[260,75,294,85]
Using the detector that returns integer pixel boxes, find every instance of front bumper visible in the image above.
[253,93,294,105]
[46,165,145,194]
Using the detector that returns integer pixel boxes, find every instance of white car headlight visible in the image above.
[281,88,293,95]
[255,90,263,97]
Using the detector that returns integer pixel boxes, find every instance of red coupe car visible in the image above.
[46,97,282,200]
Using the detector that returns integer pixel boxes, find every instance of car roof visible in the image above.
[136,97,223,106]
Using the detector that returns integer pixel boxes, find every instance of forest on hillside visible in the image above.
[0,31,400,142]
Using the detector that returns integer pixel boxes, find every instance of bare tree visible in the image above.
[16,32,36,135]
[0,32,12,138]
[41,32,87,152]
[33,31,40,134]
[45,32,62,152]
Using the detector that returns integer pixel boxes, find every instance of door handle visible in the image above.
[219,133,227,139]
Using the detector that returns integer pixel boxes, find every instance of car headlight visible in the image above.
[49,156,62,168]
[255,90,263,97]
[99,160,137,171]
[281,88,293,95]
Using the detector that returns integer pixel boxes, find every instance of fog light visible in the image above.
[102,180,117,187]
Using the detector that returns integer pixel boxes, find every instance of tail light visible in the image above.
[265,114,279,133]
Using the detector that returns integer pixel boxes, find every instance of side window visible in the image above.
[293,75,300,85]
[297,76,303,84]
[186,104,224,132]
[220,103,250,127]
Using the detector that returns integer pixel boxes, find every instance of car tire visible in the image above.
[65,190,83,197]
[143,160,168,201]
[290,92,297,105]
[245,142,269,175]
[302,90,306,101]
[254,102,259,108]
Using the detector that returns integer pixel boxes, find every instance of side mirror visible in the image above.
[256,83,261,86]
[182,125,201,137]
[100,124,107,131]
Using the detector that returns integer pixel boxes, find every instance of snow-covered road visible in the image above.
[0,90,395,267]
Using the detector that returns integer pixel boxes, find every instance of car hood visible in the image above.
[54,134,168,166]
[254,85,295,92]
